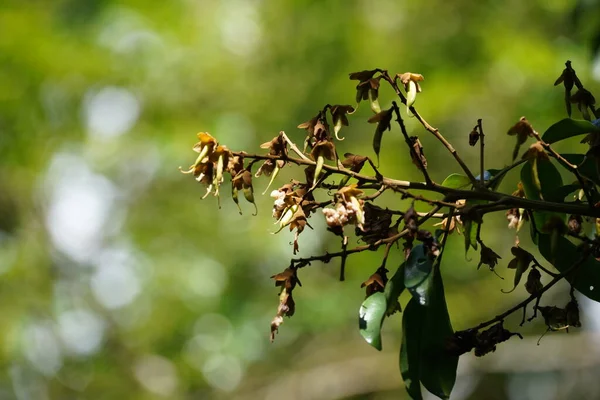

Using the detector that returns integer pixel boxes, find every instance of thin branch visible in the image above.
[530,129,593,206]
[234,150,600,218]
[379,70,478,186]
[281,131,312,162]
[291,204,442,268]
[532,258,559,278]
[466,255,589,332]
[391,101,433,186]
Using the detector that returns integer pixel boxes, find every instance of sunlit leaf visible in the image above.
[541,118,600,144]
[400,264,457,400]
[358,292,386,350]
[441,173,471,189]
[404,244,435,306]
[561,153,600,186]
[400,300,424,400]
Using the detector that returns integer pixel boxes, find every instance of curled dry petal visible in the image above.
[330,105,355,140]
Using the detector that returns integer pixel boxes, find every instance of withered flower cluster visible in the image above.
[256,132,288,194]
[179,61,600,400]
[536,291,581,334]
[322,184,366,235]
[448,322,523,357]
[180,133,238,202]
[269,267,301,342]
[270,181,314,254]
[554,60,596,120]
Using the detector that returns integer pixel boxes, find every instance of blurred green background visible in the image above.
[1,0,600,399]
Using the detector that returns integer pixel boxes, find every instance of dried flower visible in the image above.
[477,244,502,271]
[507,117,535,160]
[397,72,424,113]
[570,88,596,121]
[350,70,381,112]
[329,105,355,140]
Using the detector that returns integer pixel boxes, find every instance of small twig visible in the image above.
[379,71,478,186]
[530,129,594,207]
[467,255,589,332]
[340,236,348,281]
[485,159,527,189]
[391,101,433,186]
[281,131,312,162]
[292,204,442,268]
[532,258,559,278]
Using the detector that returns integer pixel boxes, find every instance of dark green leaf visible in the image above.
[502,258,530,293]
[545,183,580,203]
[384,263,406,316]
[401,300,424,400]
[561,153,600,186]
[520,160,564,241]
[485,163,523,191]
[404,245,435,306]
[358,292,386,350]
[538,234,600,303]
[463,214,480,256]
[541,118,600,144]
[400,264,458,400]
[441,173,471,189]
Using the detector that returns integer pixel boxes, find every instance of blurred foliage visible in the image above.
[0,0,600,399]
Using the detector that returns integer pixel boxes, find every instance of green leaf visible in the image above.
[520,160,564,241]
[441,173,471,189]
[384,263,406,316]
[485,163,523,191]
[541,118,600,144]
[538,234,600,303]
[561,153,600,186]
[404,245,435,306]
[358,292,386,350]
[400,265,458,400]
[502,256,530,294]
[545,183,580,203]
[358,263,407,351]
[401,300,424,400]
[463,214,480,256]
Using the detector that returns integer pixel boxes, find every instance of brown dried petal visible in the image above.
[341,153,368,171]
[349,69,378,81]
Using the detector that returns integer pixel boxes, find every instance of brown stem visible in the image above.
[466,255,589,332]
[391,101,433,186]
[379,71,478,186]
[530,129,593,206]
[235,150,600,218]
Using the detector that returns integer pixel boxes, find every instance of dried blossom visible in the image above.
[397,72,424,112]
[360,266,388,297]
[477,243,502,271]
[507,117,535,160]
[570,88,596,121]
[350,70,381,112]
[329,104,355,140]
